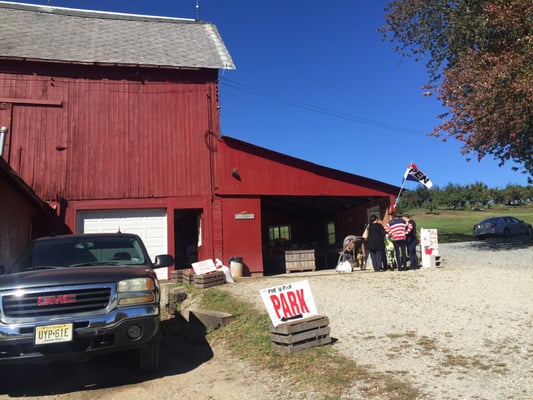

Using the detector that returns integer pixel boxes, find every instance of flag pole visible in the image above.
[395,161,413,208]
[394,180,406,208]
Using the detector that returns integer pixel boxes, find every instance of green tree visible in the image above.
[524,185,533,201]
[381,0,533,181]
[425,186,441,213]
[489,187,504,205]
[466,182,491,208]
[441,183,467,209]
[502,184,527,204]
[396,189,418,209]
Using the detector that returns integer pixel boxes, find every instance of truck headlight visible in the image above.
[118,278,156,305]
[118,278,155,292]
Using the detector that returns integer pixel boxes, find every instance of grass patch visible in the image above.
[198,288,422,399]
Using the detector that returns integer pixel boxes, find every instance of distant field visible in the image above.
[405,204,533,243]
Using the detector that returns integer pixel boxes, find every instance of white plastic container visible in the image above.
[229,257,243,278]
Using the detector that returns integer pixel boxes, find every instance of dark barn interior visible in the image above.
[260,195,385,274]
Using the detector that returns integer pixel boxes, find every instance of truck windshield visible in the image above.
[9,236,147,273]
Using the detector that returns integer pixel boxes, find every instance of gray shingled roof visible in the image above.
[0,1,235,70]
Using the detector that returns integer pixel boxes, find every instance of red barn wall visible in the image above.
[0,161,66,266]
[219,197,263,275]
[0,174,36,265]
[0,61,220,203]
[216,137,397,197]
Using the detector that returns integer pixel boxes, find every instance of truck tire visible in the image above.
[139,331,161,371]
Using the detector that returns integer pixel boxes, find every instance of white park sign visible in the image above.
[259,280,318,327]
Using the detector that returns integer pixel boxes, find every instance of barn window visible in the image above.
[269,225,291,246]
[326,221,336,245]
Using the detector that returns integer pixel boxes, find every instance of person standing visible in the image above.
[403,214,419,269]
[366,215,387,272]
[385,211,411,271]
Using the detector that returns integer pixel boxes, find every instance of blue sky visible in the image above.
[19,0,530,188]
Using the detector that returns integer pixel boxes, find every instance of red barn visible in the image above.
[0,157,67,267]
[0,2,398,275]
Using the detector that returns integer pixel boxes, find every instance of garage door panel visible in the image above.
[77,209,168,263]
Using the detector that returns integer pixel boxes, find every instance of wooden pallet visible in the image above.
[285,249,316,273]
[270,315,331,353]
[193,271,225,289]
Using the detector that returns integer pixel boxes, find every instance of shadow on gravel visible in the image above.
[0,313,213,397]
[467,236,533,251]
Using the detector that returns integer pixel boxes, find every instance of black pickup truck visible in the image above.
[0,233,174,371]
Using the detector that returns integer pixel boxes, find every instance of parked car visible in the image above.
[0,233,174,370]
[473,216,532,239]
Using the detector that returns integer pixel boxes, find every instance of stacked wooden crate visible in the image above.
[181,269,195,284]
[177,269,225,288]
[270,315,331,353]
[284,249,316,273]
[170,269,183,282]
[193,271,225,288]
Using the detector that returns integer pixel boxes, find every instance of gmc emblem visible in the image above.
[37,294,77,306]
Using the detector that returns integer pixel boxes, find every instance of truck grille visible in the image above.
[2,288,111,318]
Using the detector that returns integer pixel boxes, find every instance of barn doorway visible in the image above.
[173,209,202,269]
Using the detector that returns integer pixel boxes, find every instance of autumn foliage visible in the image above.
[381,0,533,181]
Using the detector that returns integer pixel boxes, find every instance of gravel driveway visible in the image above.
[221,239,533,399]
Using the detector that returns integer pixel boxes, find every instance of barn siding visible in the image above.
[0,159,66,266]
[216,136,398,197]
[220,197,263,275]
[0,173,35,265]
[0,61,220,202]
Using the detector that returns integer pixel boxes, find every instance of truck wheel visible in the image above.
[139,331,161,371]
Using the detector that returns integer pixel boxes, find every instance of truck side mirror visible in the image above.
[153,255,174,268]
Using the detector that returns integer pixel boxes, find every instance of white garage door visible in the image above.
[77,209,168,278]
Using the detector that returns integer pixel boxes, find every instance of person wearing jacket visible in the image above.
[403,214,419,269]
[366,215,387,272]
[384,211,412,271]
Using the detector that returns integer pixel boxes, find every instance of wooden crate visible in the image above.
[193,271,225,289]
[270,315,331,353]
[171,269,183,282]
[182,269,195,284]
[284,249,316,273]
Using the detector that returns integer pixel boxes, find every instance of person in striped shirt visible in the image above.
[384,211,412,270]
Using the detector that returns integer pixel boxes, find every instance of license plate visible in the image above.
[35,323,73,345]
